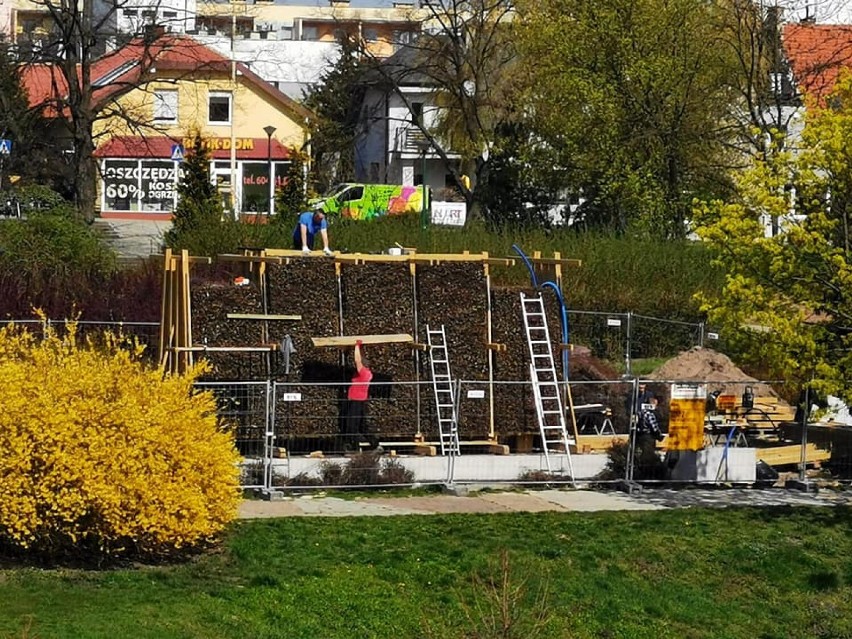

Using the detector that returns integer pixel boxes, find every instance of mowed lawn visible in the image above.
[2,507,852,638]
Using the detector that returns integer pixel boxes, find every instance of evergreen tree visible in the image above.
[304,36,367,193]
[165,134,221,247]
[273,149,308,224]
[0,40,58,191]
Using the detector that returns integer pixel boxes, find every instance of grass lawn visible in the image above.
[2,507,852,638]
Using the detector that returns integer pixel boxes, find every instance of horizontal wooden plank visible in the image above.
[156,254,213,264]
[757,443,831,466]
[216,254,285,264]
[226,313,302,321]
[311,334,414,348]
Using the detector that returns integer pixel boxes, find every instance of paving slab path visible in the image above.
[238,487,852,519]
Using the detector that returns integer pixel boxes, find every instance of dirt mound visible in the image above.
[648,347,776,398]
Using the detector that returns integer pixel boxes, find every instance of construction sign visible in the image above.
[667,383,706,450]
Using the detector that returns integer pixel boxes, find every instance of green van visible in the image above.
[310,183,427,220]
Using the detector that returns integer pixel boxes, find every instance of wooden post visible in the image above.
[411,261,422,439]
[158,248,174,371]
[553,250,563,293]
[177,249,192,373]
[484,252,496,442]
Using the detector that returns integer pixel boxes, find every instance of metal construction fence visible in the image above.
[0,318,161,359]
[197,377,848,493]
[566,310,722,373]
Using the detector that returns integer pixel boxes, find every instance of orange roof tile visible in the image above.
[783,23,852,100]
[21,34,313,122]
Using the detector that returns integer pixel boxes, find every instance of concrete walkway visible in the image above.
[238,487,852,519]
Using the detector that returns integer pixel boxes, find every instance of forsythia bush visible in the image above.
[0,323,241,558]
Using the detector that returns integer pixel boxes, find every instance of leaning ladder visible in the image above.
[426,324,460,455]
[520,292,575,476]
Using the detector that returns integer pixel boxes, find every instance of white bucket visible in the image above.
[388,247,402,256]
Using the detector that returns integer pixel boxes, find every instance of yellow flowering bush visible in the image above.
[0,323,241,558]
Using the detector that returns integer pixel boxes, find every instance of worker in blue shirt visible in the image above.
[292,210,333,255]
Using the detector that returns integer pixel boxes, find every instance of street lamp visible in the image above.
[263,125,277,216]
[413,138,431,229]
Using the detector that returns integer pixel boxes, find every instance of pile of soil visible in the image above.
[649,347,778,398]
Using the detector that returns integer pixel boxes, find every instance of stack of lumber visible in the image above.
[757,443,831,467]
[418,263,489,438]
[267,259,342,435]
[190,276,268,381]
[341,262,419,438]
[490,287,540,435]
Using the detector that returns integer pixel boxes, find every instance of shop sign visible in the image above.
[183,137,255,152]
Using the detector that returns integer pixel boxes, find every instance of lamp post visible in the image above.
[263,125,276,216]
[414,138,430,229]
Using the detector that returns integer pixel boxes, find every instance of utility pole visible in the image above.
[229,2,238,219]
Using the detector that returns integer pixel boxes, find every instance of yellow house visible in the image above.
[83,35,313,219]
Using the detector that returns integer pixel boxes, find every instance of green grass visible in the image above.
[614,357,669,376]
[2,507,852,638]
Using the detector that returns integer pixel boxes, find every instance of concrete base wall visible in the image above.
[272,453,610,483]
[670,448,756,483]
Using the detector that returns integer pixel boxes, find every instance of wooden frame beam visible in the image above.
[226,313,302,321]
[311,334,414,348]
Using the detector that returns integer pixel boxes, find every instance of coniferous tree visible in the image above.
[304,36,367,193]
[273,149,308,225]
[165,134,221,246]
[0,41,57,191]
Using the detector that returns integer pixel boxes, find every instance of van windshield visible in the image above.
[324,184,350,199]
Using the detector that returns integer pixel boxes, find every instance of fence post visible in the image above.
[265,380,274,492]
[625,377,639,484]
[698,321,705,348]
[625,312,632,377]
[799,384,810,484]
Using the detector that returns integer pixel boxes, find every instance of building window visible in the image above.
[141,9,155,18]
[364,27,379,42]
[411,102,423,126]
[163,10,177,18]
[102,159,181,213]
[153,89,178,122]
[301,25,318,40]
[208,91,232,125]
[123,8,137,17]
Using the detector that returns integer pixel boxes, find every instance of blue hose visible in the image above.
[511,244,539,289]
[512,244,571,380]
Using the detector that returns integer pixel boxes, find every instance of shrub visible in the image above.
[598,439,668,482]
[0,322,241,559]
[0,213,117,317]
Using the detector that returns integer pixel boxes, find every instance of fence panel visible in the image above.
[196,380,272,489]
[270,380,448,490]
[0,319,161,362]
[567,311,629,367]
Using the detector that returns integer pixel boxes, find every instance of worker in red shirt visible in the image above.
[343,340,374,450]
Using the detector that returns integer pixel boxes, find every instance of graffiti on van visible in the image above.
[310,183,425,220]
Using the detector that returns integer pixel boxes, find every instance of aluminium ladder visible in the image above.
[426,324,460,455]
[520,292,574,476]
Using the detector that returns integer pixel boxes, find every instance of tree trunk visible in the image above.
[72,116,97,223]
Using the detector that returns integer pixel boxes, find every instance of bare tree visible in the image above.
[357,0,522,212]
[18,0,196,220]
